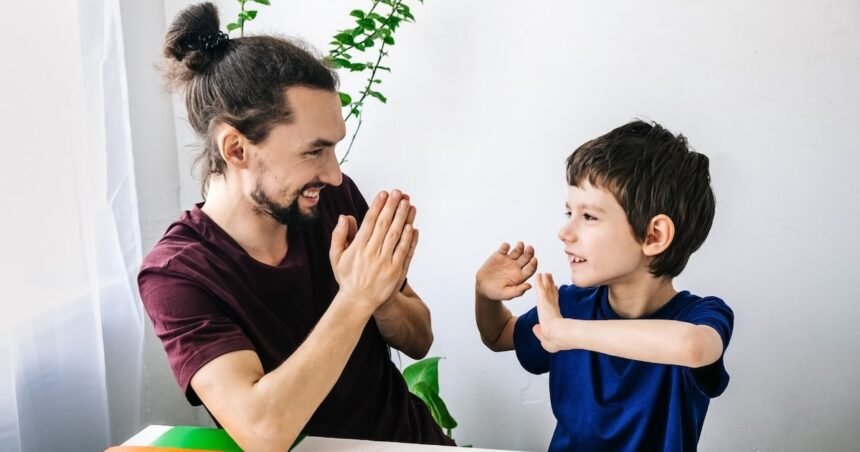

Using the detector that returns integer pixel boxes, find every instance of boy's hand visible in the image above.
[476,241,538,301]
[533,272,566,353]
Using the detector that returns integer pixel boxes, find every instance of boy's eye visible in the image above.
[583,213,597,221]
[564,211,572,219]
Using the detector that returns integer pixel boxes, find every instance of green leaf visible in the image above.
[383,36,395,45]
[362,39,375,48]
[403,357,441,394]
[403,358,458,431]
[239,10,257,20]
[339,92,352,107]
[377,65,391,72]
[358,18,376,30]
[348,62,369,72]
[349,9,365,19]
[334,32,354,45]
[252,0,270,5]
[330,58,351,69]
[226,22,241,32]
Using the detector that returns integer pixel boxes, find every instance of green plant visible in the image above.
[226,0,423,163]
[402,357,458,437]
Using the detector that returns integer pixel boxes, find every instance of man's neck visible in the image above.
[200,179,288,266]
[606,271,677,319]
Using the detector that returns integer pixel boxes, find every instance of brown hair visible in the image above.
[566,120,715,277]
[162,2,338,196]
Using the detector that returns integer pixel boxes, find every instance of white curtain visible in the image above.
[0,0,144,450]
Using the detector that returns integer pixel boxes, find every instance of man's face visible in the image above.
[558,182,649,287]
[247,87,346,229]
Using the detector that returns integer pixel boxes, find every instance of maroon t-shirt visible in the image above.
[138,175,452,445]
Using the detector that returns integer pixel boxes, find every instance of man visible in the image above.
[139,3,453,450]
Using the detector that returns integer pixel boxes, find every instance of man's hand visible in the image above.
[532,272,565,353]
[329,190,418,313]
[476,241,538,301]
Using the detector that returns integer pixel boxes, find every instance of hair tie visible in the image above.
[183,31,229,53]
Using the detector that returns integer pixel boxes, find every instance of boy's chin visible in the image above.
[570,272,598,288]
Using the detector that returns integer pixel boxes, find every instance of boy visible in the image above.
[475,120,733,451]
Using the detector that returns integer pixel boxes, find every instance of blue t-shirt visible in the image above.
[514,285,733,452]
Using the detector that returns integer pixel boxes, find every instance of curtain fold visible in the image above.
[0,0,144,450]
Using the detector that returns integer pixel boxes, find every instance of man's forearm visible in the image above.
[546,318,723,367]
[240,293,376,450]
[373,287,433,359]
[475,289,515,351]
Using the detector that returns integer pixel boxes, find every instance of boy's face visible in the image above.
[558,182,649,287]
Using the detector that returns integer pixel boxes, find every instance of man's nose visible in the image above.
[320,150,343,187]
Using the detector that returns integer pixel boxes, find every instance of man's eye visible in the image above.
[308,148,324,156]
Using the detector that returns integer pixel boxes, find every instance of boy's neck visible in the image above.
[606,275,677,319]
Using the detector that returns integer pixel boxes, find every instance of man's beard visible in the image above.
[251,182,321,230]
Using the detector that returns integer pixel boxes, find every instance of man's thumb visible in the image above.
[330,215,347,263]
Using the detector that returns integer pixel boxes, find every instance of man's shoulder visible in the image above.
[140,213,220,275]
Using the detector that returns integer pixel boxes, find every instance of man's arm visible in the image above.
[373,282,433,359]
[532,273,724,368]
[191,190,417,452]
[474,242,538,352]
[191,294,379,451]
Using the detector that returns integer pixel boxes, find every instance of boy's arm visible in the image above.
[532,273,724,368]
[475,242,538,351]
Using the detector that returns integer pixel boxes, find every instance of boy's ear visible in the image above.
[642,214,675,257]
[216,124,250,170]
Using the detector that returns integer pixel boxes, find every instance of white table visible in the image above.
[123,425,522,451]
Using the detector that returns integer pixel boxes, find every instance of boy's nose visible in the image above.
[558,220,577,243]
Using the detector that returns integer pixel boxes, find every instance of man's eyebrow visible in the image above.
[305,138,338,150]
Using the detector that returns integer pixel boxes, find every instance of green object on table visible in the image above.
[150,426,241,451]
[149,426,306,451]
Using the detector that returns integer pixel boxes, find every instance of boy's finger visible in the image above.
[508,241,524,259]
[522,257,538,278]
[517,245,534,266]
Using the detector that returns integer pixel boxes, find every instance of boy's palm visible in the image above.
[476,242,538,301]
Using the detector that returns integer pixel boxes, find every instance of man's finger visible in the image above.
[392,224,415,267]
[497,242,511,255]
[381,198,411,257]
[368,190,405,252]
[346,215,358,245]
[354,191,388,245]
[329,215,348,265]
[517,245,534,267]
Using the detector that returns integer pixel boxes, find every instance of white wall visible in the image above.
[131,1,860,450]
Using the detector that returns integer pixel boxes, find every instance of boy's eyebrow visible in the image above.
[565,202,607,213]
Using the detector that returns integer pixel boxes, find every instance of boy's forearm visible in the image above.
[475,288,516,351]
[547,318,723,367]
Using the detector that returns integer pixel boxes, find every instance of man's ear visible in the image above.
[216,124,249,169]
[642,214,675,257]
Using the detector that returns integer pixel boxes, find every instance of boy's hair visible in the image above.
[162,2,339,197]
[566,120,715,277]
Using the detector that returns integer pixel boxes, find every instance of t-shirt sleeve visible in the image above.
[680,296,734,398]
[139,269,255,405]
[513,306,551,375]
